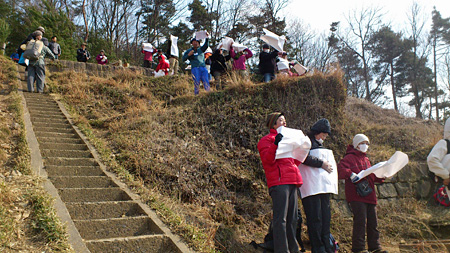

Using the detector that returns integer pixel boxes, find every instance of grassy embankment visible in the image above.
[46,67,444,252]
[0,56,72,252]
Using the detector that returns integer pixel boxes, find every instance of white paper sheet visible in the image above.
[142,42,154,52]
[232,43,247,52]
[195,31,208,40]
[357,151,409,179]
[220,37,234,51]
[275,126,311,162]
[293,62,308,75]
[299,149,338,198]
[170,35,179,57]
[260,28,286,52]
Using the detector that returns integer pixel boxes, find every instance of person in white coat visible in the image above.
[427,118,450,186]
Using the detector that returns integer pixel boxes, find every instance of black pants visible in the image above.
[302,193,332,253]
[349,201,381,252]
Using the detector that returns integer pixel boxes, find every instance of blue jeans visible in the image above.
[263,73,275,83]
[191,66,210,95]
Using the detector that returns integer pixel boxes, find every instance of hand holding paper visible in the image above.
[356,151,409,180]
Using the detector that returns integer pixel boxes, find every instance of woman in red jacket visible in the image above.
[257,112,303,253]
[337,134,387,253]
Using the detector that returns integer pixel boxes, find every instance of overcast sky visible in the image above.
[284,0,450,34]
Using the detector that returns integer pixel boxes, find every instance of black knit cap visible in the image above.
[310,118,331,134]
[266,112,284,129]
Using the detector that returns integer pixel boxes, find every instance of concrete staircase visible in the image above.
[20,73,191,252]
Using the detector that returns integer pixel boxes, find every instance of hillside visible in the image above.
[44,68,443,252]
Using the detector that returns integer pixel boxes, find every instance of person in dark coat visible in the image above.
[259,44,279,82]
[210,48,231,90]
[337,134,387,253]
[301,118,335,253]
[77,43,91,62]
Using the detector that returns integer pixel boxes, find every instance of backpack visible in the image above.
[23,39,44,61]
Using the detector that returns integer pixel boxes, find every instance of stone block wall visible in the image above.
[45,59,155,77]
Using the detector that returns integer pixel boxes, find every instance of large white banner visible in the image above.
[298,149,338,198]
[275,126,311,163]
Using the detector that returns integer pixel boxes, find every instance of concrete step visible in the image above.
[85,235,181,253]
[41,149,92,158]
[27,107,63,114]
[50,176,117,188]
[32,122,72,129]
[73,216,163,240]
[30,114,67,120]
[45,165,105,176]
[35,131,79,138]
[34,126,75,134]
[44,157,98,166]
[65,201,146,220]
[39,143,88,151]
[58,188,132,202]
[37,136,84,144]
[31,118,69,124]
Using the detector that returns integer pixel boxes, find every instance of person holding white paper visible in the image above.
[259,44,278,82]
[257,112,302,253]
[427,118,450,186]
[337,134,387,253]
[141,43,156,68]
[229,41,253,79]
[182,34,211,95]
[300,118,335,253]
[165,36,179,75]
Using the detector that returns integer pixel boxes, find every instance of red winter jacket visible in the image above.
[155,54,170,75]
[337,145,384,205]
[257,129,303,189]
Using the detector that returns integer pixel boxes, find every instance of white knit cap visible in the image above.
[353,134,370,147]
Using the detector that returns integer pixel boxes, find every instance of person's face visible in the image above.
[273,115,286,129]
[36,35,42,40]
[356,141,370,152]
[100,51,104,55]
[81,45,86,49]
[192,40,199,48]
[52,37,57,42]
[315,132,329,141]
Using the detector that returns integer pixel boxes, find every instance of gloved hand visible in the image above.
[274,133,283,145]
[350,173,360,183]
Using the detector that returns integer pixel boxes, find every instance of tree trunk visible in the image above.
[390,62,398,111]
[433,39,439,122]
[82,0,89,42]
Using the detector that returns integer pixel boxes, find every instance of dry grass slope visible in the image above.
[46,67,444,252]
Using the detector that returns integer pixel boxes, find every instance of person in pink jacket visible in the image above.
[95,50,108,65]
[257,112,302,253]
[229,42,253,79]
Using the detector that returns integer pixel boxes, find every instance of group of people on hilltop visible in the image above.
[258,113,389,253]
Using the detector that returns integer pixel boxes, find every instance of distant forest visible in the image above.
[1,0,449,120]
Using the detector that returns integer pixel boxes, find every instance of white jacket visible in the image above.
[427,118,450,179]
[298,148,338,198]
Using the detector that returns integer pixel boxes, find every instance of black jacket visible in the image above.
[210,49,231,73]
[302,134,324,168]
[77,48,91,62]
[258,50,278,74]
